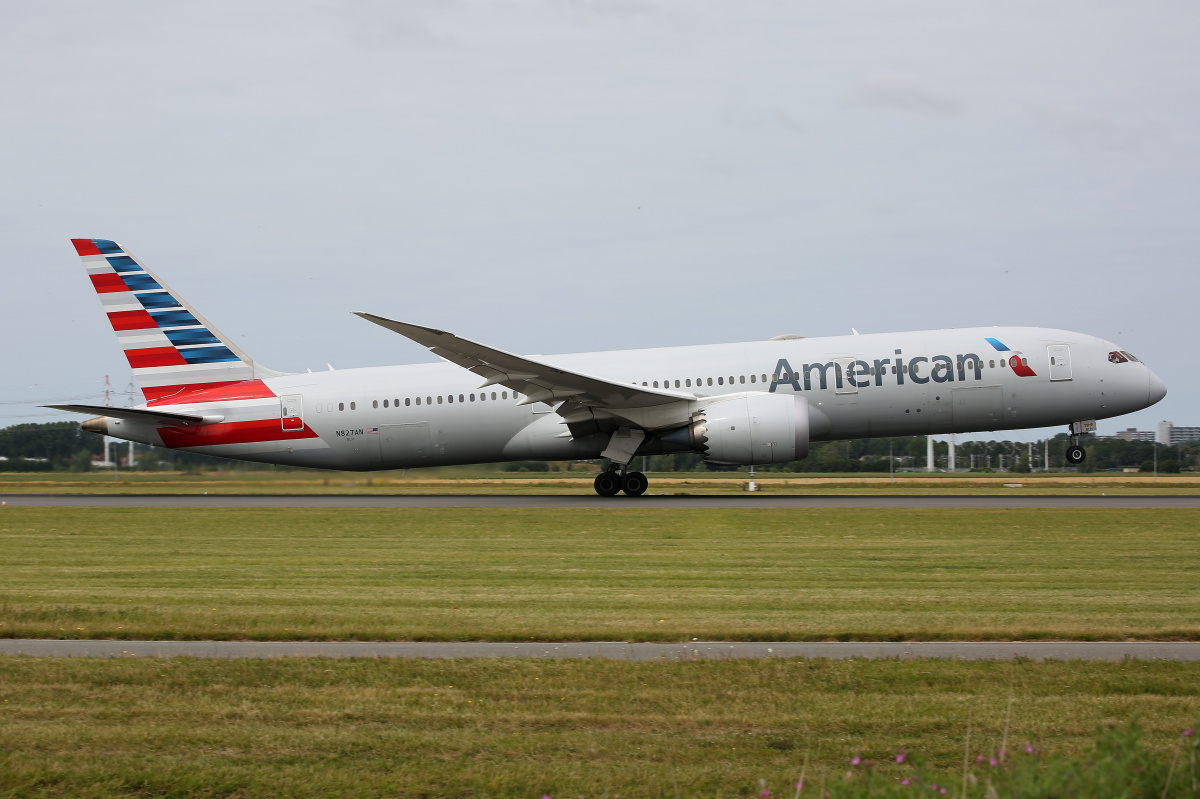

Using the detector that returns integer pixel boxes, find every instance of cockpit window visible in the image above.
[1120,351,1140,363]
[1108,351,1129,364]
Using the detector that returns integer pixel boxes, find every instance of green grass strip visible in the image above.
[1,508,1198,642]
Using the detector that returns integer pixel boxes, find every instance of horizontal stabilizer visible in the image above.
[43,404,215,427]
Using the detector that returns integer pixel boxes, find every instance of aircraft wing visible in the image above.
[44,404,210,426]
[353,312,695,410]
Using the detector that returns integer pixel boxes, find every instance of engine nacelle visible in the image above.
[664,394,814,465]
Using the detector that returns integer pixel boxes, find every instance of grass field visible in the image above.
[2,507,1198,642]
[3,469,1200,494]
[1,656,1197,797]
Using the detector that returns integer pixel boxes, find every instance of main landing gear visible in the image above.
[593,465,648,497]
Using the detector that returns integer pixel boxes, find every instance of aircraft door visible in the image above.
[951,385,1003,432]
[378,423,432,467]
[1047,345,1072,381]
[281,395,304,432]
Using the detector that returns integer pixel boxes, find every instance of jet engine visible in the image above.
[660,394,819,465]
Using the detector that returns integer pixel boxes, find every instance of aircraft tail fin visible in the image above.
[70,238,284,403]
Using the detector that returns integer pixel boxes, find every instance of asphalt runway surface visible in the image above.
[3,640,1198,661]
[2,493,1199,508]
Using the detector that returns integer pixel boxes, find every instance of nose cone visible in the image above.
[1147,370,1167,406]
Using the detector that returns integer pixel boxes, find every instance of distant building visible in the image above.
[1110,428,1156,442]
[1158,422,1200,446]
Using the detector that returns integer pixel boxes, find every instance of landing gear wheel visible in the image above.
[621,471,648,497]
[1065,445,1086,465]
[594,472,622,497]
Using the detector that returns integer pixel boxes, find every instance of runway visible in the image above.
[3,493,1199,508]
[3,639,1198,661]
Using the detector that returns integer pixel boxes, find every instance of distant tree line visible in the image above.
[0,421,279,473]
[2,420,1196,474]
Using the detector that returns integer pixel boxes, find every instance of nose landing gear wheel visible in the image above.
[594,472,622,497]
[1065,445,1086,465]
[621,471,648,497]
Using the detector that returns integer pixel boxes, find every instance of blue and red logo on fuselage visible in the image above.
[986,337,1037,377]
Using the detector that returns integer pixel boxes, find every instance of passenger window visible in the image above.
[686,379,692,387]
[653,381,659,388]
[437,396,443,404]
[350,402,356,410]
[502,391,508,399]
[491,392,497,400]
[406,398,411,406]
[470,394,475,402]
[989,360,994,368]
[902,365,908,374]
[674,380,680,388]
[426,396,432,405]
[750,375,756,383]
[718,377,724,385]
[870,367,875,376]
[326,403,333,412]
[707,378,713,386]
[394,398,399,406]
[728,376,734,384]
[415,398,421,406]
[1000,359,1006,368]
[339,402,344,411]
[459,394,464,403]
[447,395,453,404]
[1022,358,1029,367]
[373,400,379,408]
[740,376,745,384]
[762,374,767,383]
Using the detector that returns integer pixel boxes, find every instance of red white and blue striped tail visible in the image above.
[71,238,283,403]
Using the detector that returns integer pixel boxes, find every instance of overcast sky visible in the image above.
[2,1,1196,443]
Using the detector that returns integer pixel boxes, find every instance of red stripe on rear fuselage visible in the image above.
[158,419,318,448]
[145,379,277,405]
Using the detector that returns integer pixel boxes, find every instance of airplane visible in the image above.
[48,238,1167,496]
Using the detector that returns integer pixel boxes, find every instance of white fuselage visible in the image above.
[99,326,1163,470]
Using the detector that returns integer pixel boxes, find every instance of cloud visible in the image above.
[855,73,963,115]
[722,105,805,135]
[1027,104,1138,151]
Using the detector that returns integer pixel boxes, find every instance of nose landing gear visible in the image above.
[1065,422,1089,465]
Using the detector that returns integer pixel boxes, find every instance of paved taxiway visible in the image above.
[3,494,1199,508]
[3,640,1198,661]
